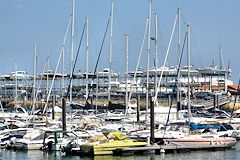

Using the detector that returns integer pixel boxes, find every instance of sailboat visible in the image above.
[164,23,237,150]
[164,133,236,149]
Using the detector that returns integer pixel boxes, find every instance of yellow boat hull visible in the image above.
[80,139,147,156]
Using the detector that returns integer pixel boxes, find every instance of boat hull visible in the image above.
[80,140,147,156]
[12,142,43,150]
[165,136,237,149]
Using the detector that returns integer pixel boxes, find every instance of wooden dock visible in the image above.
[113,144,232,156]
[198,95,230,110]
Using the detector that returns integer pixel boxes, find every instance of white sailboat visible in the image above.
[164,22,237,150]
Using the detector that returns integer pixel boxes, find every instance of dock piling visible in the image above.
[150,96,155,144]
[62,97,66,132]
[52,95,55,120]
[137,95,140,122]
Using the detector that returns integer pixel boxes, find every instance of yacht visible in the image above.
[9,71,32,80]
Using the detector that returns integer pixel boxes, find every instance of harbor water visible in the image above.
[1,143,240,160]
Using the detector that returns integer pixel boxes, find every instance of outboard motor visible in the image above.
[61,139,77,154]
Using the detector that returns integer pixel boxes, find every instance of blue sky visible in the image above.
[0,0,239,82]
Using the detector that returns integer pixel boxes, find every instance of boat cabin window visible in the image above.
[17,71,26,75]
[103,68,109,72]
[44,70,54,74]
[16,108,24,113]
[47,136,55,139]
[219,124,234,131]
[85,125,96,130]
[169,124,182,131]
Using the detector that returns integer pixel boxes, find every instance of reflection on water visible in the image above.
[1,143,240,160]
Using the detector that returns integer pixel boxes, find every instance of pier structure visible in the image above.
[0,67,232,104]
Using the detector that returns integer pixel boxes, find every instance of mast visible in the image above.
[154,12,158,97]
[62,15,72,96]
[62,45,65,96]
[86,17,89,100]
[146,0,152,122]
[108,0,114,104]
[46,56,49,98]
[14,62,17,102]
[187,22,192,132]
[125,33,129,114]
[33,44,37,128]
[70,0,75,104]
[96,72,99,114]
[176,8,181,119]
[177,8,181,64]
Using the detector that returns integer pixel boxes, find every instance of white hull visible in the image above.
[13,142,43,150]
[165,135,237,149]
[12,138,44,150]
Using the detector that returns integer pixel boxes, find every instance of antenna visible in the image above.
[219,45,225,70]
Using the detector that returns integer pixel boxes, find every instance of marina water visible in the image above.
[1,143,240,160]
